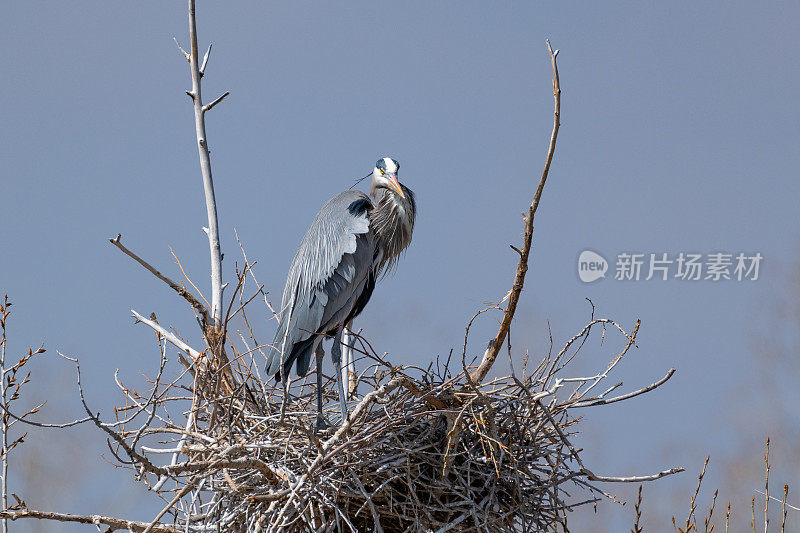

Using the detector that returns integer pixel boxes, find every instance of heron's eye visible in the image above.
[380,169,385,175]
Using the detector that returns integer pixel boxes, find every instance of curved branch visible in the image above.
[572,368,676,408]
[471,40,561,385]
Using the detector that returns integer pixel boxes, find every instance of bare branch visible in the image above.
[186,0,224,327]
[754,490,800,512]
[1,296,8,533]
[109,234,210,326]
[571,368,676,408]
[151,411,194,492]
[61,353,165,477]
[131,310,203,360]
[583,467,685,483]
[202,91,229,113]
[0,406,91,429]
[142,480,196,533]
[199,42,212,76]
[173,37,189,62]
[0,509,177,532]
[470,40,561,385]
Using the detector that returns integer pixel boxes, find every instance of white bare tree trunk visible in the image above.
[187,0,226,327]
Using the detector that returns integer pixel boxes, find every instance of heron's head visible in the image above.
[370,157,405,199]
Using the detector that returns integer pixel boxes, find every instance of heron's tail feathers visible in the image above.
[266,335,316,382]
[294,341,315,377]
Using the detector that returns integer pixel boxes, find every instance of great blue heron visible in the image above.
[266,157,416,427]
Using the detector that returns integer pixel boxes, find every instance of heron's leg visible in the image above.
[347,319,357,398]
[314,342,326,431]
[331,327,348,426]
[342,321,354,401]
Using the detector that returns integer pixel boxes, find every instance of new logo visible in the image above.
[578,250,608,283]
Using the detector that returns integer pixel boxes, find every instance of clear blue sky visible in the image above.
[2,2,799,530]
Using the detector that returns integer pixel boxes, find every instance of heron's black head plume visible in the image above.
[350,172,371,190]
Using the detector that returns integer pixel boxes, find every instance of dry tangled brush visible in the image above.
[60,300,676,533]
[209,342,611,532]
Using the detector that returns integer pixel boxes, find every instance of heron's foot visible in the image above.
[315,414,330,433]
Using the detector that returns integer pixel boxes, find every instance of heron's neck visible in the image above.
[370,187,416,274]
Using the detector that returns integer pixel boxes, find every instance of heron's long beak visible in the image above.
[386,173,405,198]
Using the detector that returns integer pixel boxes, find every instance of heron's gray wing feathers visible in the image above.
[293,234,373,376]
[267,190,373,378]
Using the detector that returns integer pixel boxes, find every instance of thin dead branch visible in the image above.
[0,509,177,532]
[471,40,561,385]
[109,234,211,327]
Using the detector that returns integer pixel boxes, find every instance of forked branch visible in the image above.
[186,0,225,328]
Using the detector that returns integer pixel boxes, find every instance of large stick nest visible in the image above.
[91,303,677,533]
[217,357,582,532]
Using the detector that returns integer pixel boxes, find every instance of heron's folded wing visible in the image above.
[294,234,374,376]
[267,191,372,376]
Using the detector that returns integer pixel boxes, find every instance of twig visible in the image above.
[142,479,196,533]
[571,368,675,408]
[131,310,202,360]
[199,43,212,76]
[705,489,718,533]
[782,484,788,532]
[585,468,684,483]
[754,490,800,511]
[0,509,177,532]
[151,411,194,492]
[109,234,211,326]
[65,354,164,477]
[632,485,643,533]
[764,437,770,533]
[686,456,710,531]
[173,37,189,62]
[726,502,731,533]
[202,91,229,113]
[0,296,9,533]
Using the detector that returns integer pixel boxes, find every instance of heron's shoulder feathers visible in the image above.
[281,190,373,304]
[324,190,373,218]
